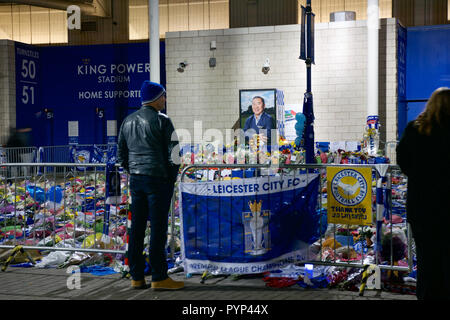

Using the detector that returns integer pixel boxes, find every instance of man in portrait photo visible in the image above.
[243,96,276,150]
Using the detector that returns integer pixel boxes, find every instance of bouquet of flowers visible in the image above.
[222,144,234,164]
[235,145,246,164]
[257,151,271,164]
[180,152,193,166]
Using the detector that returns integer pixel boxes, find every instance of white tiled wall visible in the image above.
[0,19,400,156]
[165,18,399,152]
[0,39,15,146]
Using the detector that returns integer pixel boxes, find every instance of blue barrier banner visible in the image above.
[180,173,320,275]
[70,144,117,169]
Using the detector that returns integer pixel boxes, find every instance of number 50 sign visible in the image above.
[15,43,40,111]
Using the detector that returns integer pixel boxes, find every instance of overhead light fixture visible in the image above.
[262,58,270,74]
[209,41,217,68]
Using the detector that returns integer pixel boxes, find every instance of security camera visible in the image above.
[177,61,188,73]
[262,58,270,74]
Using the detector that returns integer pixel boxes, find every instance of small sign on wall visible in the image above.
[68,121,79,145]
[107,120,117,137]
[107,120,117,144]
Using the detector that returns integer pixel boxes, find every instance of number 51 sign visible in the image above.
[15,43,40,112]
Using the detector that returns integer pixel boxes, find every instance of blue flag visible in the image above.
[180,173,320,275]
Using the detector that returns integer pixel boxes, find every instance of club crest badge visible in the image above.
[74,150,90,164]
[331,169,368,206]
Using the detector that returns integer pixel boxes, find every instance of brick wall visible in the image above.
[0,40,16,146]
[165,18,399,157]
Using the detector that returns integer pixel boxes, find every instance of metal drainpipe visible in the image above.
[367,0,379,118]
[367,0,380,156]
[149,0,160,83]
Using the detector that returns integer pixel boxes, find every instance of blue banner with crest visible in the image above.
[70,144,117,170]
[180,173,321,274]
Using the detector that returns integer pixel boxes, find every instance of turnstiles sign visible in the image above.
[327,167,372,226]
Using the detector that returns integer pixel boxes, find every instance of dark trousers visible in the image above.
[411,223,450,300]
[128,175,174,282]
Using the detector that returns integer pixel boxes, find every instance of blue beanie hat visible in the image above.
[140,80,165,106]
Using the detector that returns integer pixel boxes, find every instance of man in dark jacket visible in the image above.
[118,81,183,290]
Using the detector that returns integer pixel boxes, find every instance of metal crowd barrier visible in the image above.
[1,161,412,280]
[36,144,117,163]
[1,160,183,273]
[179,163,412,274]
[0,144,117,165]
[36,144,118,174]
[0,144,119,178]
[0,163,129,260]
[37,146,73,164]
[0,147,38,179]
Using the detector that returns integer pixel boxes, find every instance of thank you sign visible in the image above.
[327,167,372,226]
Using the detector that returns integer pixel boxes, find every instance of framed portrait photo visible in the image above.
[239,89,277,130]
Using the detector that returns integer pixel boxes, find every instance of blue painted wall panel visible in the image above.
[406,25,450,101]
[406,101,427,122]
[16,41,166,147]
[398,25,450,138]
[397,23,407,140]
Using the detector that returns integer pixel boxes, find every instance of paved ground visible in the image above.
[0,266,417,300]
[0,266,422,317]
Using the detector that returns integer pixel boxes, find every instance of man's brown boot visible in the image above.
[131,279,149,289]
[151,277,184,290]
